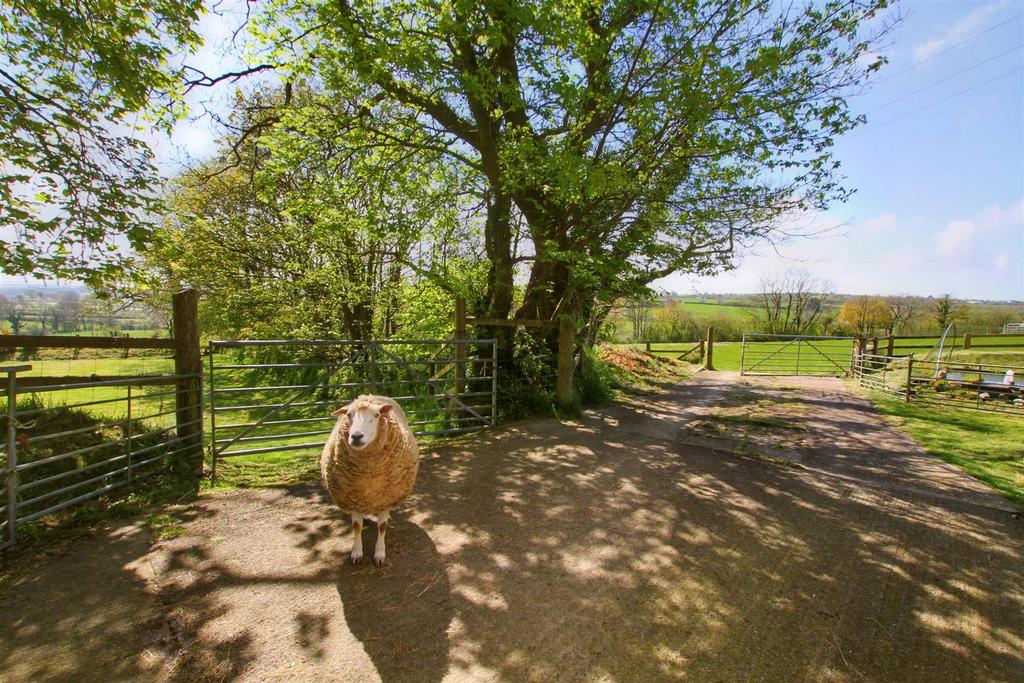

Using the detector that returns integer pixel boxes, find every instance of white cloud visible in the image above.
[913,2,1006,62]
[935,219,978,255]
[862,212,898,233]
[934,199,1024,255]
[995,254,1009,273]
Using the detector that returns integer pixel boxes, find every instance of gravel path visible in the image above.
[2,372,1021,682]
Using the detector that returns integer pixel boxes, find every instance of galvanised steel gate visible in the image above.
[740,334,856,377]
[208,339,497,476]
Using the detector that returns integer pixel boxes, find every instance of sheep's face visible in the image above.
[333,401,393,451]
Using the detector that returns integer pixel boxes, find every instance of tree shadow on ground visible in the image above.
[1,373,1022,682]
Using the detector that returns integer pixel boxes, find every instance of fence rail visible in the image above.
[854,354,1023,416]
[207,338,498,477]
[1,365,202,550]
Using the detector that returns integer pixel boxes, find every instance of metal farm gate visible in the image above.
[207,339,497,476]
[740,334,856,377]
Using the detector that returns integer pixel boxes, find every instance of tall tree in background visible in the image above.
[0,0,202,285]
[880,296,916,336]
[933,294,966,331]
[256,0,890,352]
[837,296,887,336]
[758,270,834,335]
[149,87,479,340]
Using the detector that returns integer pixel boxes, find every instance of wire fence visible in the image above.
[1,365,202,550]
[208,339,497,477]
[854,353,1024,415]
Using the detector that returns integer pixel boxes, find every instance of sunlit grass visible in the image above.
[871,399,1023,507]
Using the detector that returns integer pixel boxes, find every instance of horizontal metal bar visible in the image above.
[17,373,200,394]
[26,420,125,445]
[211,339,496,348]
[219,440,328,457]
[212,375,495,395]
[216,415,335,430]
[741,335,856,341]
[19,453,130,491]
[19,467,129,509]
[213,391,493,413]
[14,395,129,417]
[0,334,175,350]
[16,438,124,472]
[212,357,491,371]
[16,481,126,525]
[214,428,335,446]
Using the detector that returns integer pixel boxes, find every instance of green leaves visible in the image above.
[0,0,202,284]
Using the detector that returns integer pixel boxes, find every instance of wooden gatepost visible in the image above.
[456,298,573,409]
[172,289,203,476]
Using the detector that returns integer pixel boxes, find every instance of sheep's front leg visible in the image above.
[374,510,390,566]
[350,512,365,565]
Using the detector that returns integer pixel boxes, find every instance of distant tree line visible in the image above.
[605,272,1023,343]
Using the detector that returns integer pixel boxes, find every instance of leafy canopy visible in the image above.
[0,0,201,285]
[258,0,890,321]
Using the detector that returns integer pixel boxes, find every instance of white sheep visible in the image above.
[320,394,419,566]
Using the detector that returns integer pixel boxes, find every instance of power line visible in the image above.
[874,11,1024,85]
[865,43,1023,114]
[853,65,1024,136]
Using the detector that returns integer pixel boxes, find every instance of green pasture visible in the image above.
[868,398,1023,507]
[673,301,760,320]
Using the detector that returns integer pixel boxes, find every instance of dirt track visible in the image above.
[2,372,1022,682]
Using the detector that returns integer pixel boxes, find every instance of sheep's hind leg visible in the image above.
[350,512,365,565]
[374,510,390,566]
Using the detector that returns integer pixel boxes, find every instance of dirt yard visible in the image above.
[2,372,1022,682]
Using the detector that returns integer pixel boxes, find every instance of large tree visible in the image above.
[0,0,202,285]
[148,87,479,341]
[255,0,889,340]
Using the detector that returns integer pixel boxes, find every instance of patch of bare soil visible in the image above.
[597,344,682,376]
[1,372,1022,682]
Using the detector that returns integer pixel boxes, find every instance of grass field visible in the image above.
[868,398,1023,506]
[674,301,760,320]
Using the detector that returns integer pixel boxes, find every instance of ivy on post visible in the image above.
[556,317,575,410]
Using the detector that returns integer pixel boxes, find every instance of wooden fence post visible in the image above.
[886,335,895,358]
[557,317,574,409]
[905,354,914,403]
[454,297,467,395]
[699,339,705,362]
[704,327,715,371]
[172,289,203,477]
[645,341,651,353]
[963,333,971,350]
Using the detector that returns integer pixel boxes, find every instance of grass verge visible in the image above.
[870,398,1023,507]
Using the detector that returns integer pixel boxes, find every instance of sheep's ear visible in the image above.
[379,404,394,415]
[331,406,349,417]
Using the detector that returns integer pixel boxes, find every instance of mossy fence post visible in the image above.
[172,288,203,477]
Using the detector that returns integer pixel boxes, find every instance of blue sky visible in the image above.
[662,0,1024,300]
[5,1,1022,301]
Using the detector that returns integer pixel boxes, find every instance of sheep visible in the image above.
[320,394,419,566]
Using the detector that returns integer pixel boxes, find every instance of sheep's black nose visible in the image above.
[350,432,364,443]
